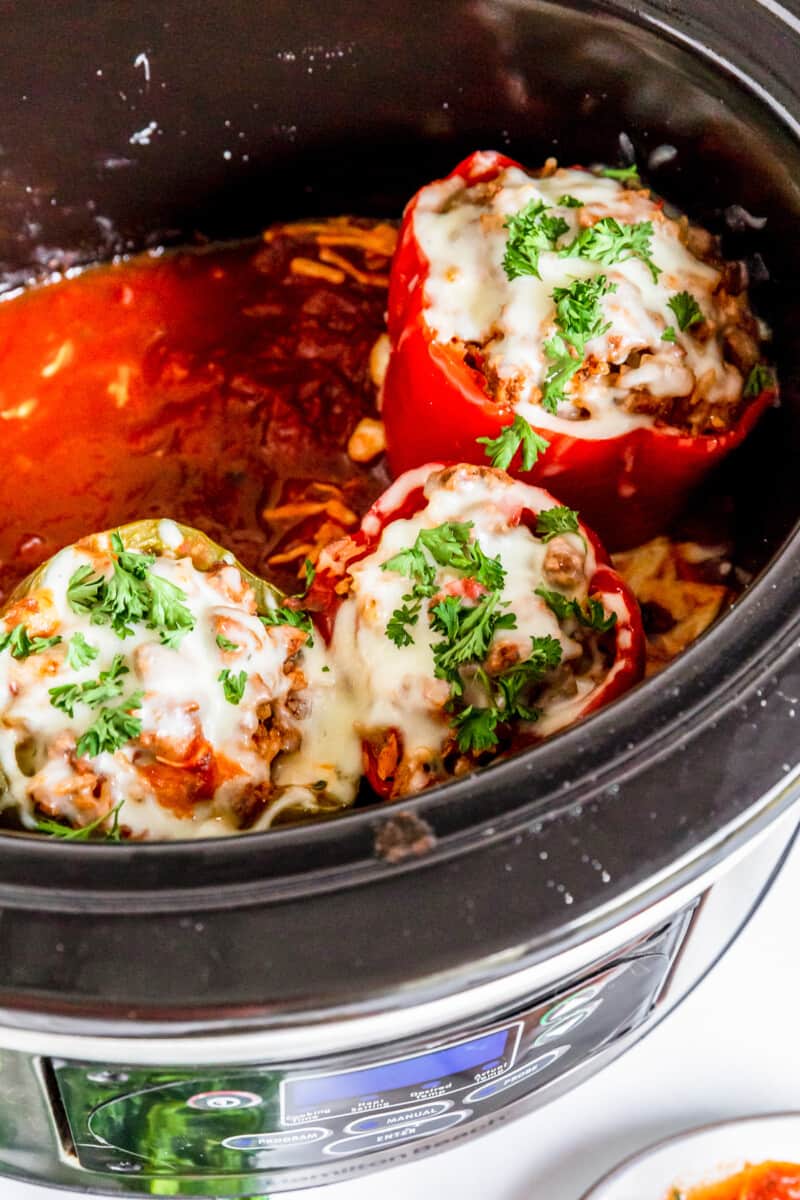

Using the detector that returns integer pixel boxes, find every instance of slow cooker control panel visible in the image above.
[49,915,691,1185]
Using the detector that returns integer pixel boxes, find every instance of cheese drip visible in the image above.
[329,465,613,793]
[0,522,359,839]
[414,163,744,438]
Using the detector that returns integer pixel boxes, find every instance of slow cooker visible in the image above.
[0,0,799,1194]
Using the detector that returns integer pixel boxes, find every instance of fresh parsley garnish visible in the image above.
[385,602,420,648]
[452,633,563,754]
[379,521,581,755]
[382,523,507,649]
[495,635,563,716]
[49,653,130,717]
[35,800,125,842]
[452,705,502,753]
[303,558,316,593]
[76,693,143,758]
[599,163,640,185]
[561,217,660,282]
[668,290,703,331]
[215,633,240,653]
[536,586,617,633]
[557,194,583,208]
[219,668,247,705]
[503,199,570,280]
[661,326,677,343]
[66,533,195,646]
[542,275,615,412]
[67,632,99,670]
[744,362,775,398]
[147,574,196,646]
[0,624,62,660]
[432,591,516,685]
[478,414,550,471]
[535,506,580,541]
[66,564,107,613]
[260,605,314,647]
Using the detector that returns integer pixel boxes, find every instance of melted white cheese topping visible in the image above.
[330,465,611,786]
[0,525,359,839]
[413,165,742,438]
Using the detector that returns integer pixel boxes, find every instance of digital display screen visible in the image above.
[283,1028,512,1119]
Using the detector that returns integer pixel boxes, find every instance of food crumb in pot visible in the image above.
[347,417,386,462]
[373,810,437,864]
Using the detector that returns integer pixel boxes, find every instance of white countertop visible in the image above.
[8,835,800,1200]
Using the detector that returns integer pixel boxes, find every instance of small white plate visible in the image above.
[581,1113,800,1200]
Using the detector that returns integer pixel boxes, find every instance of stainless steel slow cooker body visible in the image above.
[0,0,799,1194]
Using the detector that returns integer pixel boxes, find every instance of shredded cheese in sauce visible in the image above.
[414,164,745,438]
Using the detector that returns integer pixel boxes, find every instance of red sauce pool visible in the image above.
[0,224,392,603]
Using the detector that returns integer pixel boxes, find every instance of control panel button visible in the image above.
[323,1110,468,1157]
[464,1046,570,1104]
[186,1090,262,1112]
[222,1128,330,1150]
[539,984,603,1025]
[533,1002,601,1044]
[345,1100,452,1134]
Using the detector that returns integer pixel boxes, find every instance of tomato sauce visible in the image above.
[678,1162,800,1200]
[0,221,394,605]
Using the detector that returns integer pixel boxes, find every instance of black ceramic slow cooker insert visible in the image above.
[0,1,798,1194]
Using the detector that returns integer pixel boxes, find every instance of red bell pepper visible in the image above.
[382,151,775,550]
[311,462,646,799]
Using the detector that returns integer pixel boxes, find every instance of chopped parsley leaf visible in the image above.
[147,574,195,647]
[50,654,131,716]
[303,558,316,593]
[35,800,125,842]
[557,194,583,208]
[451,634,563,753]
[561,217,660,282]
[478,414,550,471]
[78,654,129,708]
[110,531,153,577]
[76,692,143,758]
[599,163,640,185]
[542,276,615,412]
[66,564,106,614]
[535,506,580,541]
[744,362,775,398]
[381,545,435,593]
[386,601,421,648]
[67,533,196,644]
[383,522,507,648]
[260,605,314,647]
[215,633,240,653]
[218,667,247,705]
[536,586,617,633]
[452,705,501,753]
[495,634,563,718]
[432,591,516,682]
[668,290,703,331]
[67,632,99,670]
[503,199,570,280]
[0,624,62,660]
[661,326,677,343]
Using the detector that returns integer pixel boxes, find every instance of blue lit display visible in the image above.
[283,1028,511,1118]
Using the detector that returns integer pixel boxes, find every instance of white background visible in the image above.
[8,834,800,1200]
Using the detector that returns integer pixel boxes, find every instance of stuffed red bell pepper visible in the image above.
[382,150,776,549]
[311,462,645,800]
